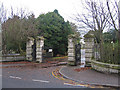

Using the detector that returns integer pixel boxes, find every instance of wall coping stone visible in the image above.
[91,60,120,73]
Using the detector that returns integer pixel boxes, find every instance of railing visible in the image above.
[93,42,119,65]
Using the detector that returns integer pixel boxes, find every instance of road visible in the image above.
[2,49,86,88]
[2,65,86,88]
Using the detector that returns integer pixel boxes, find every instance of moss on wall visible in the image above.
[91,60,120,70]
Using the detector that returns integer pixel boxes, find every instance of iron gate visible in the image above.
[75,44,81,65]
[31,39,36,61]
[42,47,53,59]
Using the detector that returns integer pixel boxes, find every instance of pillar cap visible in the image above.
[68,34,77,39]
[84,30,94,38]
[27,37,34,41]
[36,36,44,40]
[68,34,80,44]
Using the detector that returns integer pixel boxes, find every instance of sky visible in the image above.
[0,0,83,22]
[1,0,119,39]
[1,0,119,23]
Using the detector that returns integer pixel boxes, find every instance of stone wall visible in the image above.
[26,37,34,61]
[2,55,26,62]
[91,60,120,74]
[84,31,120,73]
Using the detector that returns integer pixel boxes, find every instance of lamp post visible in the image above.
[111,41,114,63]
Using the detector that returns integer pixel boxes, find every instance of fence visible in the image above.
[94,42,119,64]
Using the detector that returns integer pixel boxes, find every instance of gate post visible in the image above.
[36,36,44,63]
[68,34,78,66]
[84,31,94,66]
[26,37,34,61]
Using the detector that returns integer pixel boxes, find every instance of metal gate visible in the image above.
[42,47,53,59]
[31,39,36,61]
[75,44,81,65]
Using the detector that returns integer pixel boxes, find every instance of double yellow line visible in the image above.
[52,68,104,88]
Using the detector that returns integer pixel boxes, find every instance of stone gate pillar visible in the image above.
[36,36,44,63]
[84,31,94,66]
[26,37,34,61]
[68,34,77,66]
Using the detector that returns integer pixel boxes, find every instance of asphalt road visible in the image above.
[2,49,86,88]
[2,66,86,88]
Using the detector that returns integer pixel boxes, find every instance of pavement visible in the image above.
[59,65,120,88]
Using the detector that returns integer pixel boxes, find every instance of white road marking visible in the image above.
[9,76,21,79]
[64,83,84,87]
[32,79,50,83]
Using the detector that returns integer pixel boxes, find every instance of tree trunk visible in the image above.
[118,30,120,64]
[99,30,104,62]
[118,7,120,64]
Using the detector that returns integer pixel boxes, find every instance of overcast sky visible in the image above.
[0,0,83,22]
[1,0,119,37]
[1,0,119,22]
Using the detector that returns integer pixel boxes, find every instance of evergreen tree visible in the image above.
[36,10,72,56]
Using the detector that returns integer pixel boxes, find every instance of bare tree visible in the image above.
[75,0,119,62]
[2,5,38,54]
[0,3,7,23]
[106,0,118,31]
[0,3,7,54]
[76,0,111,43]
[119,1,120,30]
[106,0,120,43]
[106,0,120,62]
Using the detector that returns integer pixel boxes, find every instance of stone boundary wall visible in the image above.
[1,55,26,62]
[91,60,120,74]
